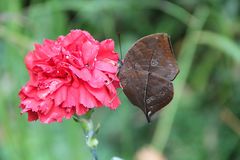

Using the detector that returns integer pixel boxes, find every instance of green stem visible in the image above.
[74,110,99,160]
[90,148,98,160]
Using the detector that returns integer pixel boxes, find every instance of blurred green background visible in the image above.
[0,0,240,159]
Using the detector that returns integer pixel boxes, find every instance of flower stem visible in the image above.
[73,110,99,160]
[90,148,98,160]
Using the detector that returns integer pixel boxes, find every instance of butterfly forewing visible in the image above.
[141,34,179,81]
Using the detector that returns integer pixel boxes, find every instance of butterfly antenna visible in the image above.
[117,32,123,61]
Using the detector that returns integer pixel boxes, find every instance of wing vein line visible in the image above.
[143,49,154,122]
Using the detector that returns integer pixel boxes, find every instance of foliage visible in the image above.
[0,0,240,159]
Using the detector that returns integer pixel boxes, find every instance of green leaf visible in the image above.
[197,31,240,62]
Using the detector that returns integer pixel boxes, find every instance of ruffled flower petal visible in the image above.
[79,84,100,108]
[82,41,99,64]
[95,60,118,73]
[69,66,92,81]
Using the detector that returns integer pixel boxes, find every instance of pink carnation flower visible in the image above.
[19,30,121,123]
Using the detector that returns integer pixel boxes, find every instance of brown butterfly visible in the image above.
[118,33,179,122]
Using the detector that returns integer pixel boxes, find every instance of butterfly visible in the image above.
[118,33,179,122]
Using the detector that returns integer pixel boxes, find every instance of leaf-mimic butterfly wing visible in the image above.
[118,33,179,122]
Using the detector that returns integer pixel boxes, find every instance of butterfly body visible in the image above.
[118,33,179,122]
